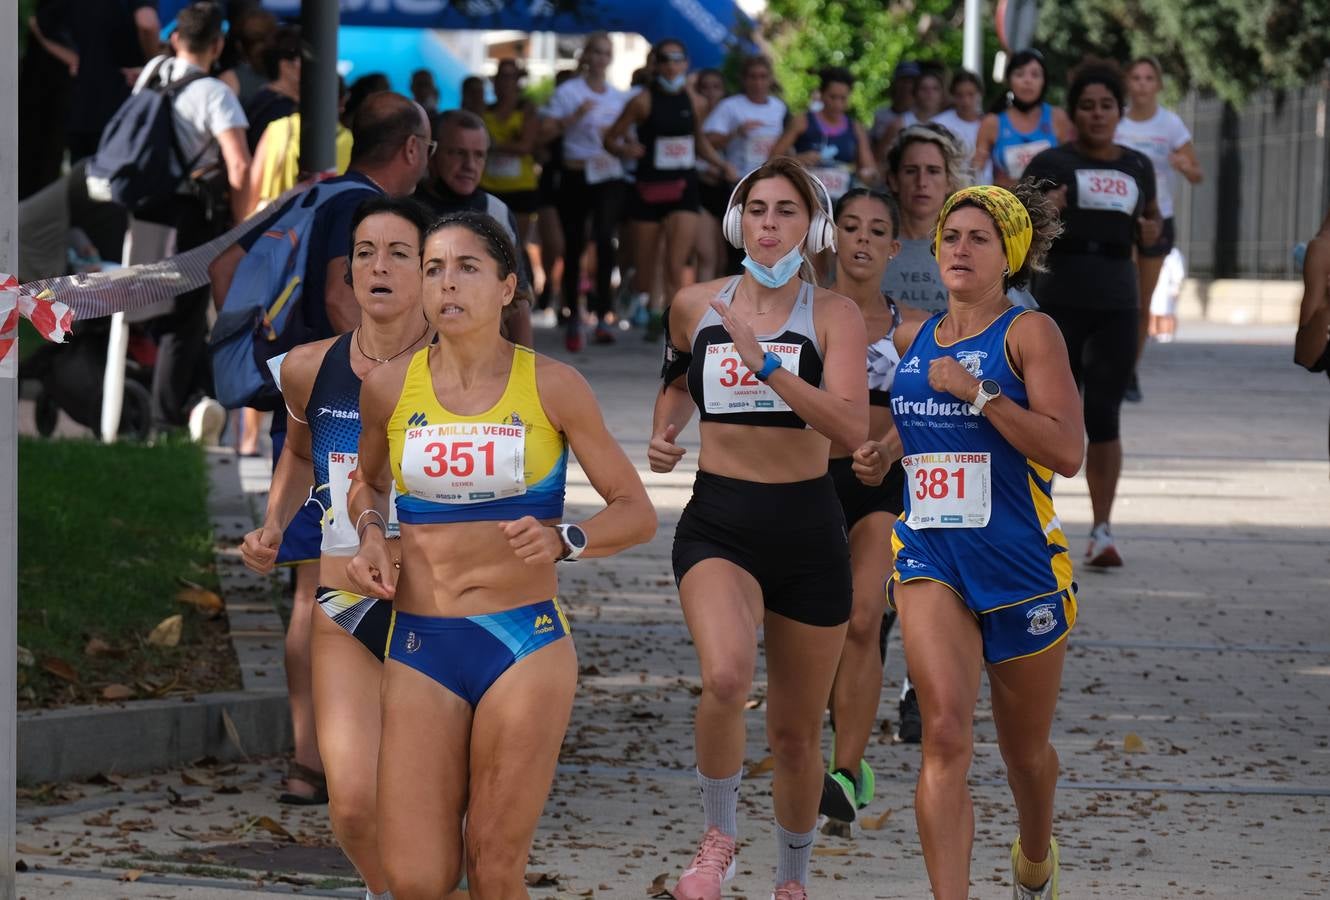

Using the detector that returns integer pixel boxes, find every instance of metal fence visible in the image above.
[1175,81,1330,279]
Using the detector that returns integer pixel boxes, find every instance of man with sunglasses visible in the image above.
[415,108,534,345]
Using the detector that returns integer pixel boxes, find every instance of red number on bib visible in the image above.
[450,441,474,477]
[422,442,449,477]
[420,440,499,478]
[913,466,967,501]
[718,357,758,388]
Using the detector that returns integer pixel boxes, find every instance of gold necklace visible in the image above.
[355,323,430,364]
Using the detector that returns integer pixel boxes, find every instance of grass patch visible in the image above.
[17,436,240,707]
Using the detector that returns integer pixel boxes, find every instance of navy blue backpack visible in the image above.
[86,58,211,215]
[209,180,373,411]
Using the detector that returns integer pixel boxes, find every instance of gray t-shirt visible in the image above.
[881,238,948,315]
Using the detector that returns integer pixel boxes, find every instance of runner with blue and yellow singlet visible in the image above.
[887,183,1081,900]
[345,209,656,898]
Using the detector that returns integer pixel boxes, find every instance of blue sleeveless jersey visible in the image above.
[889,306,1074,612]
[993,103,1058,180]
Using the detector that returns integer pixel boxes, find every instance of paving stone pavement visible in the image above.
[17,323,1330,899]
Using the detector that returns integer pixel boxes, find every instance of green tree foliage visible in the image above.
[1037,0,1330,105]
[762,0,993,122]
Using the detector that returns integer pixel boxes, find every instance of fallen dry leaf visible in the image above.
[147,614,183,647]
[252,815,294,841]
[861,807,894,830]
[176,585,224,618]
[40,657,79,684]
[524,871,560,887]
[101,683,134,701]
[119,869,145,882]
[84,637,113,657]
[1123,732,1146,753]
[15,843,56,856]
[221,707,247,758]
[745,754,775,777]
[181,770,213,787]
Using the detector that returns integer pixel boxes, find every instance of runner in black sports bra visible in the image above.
[648,158,868,900]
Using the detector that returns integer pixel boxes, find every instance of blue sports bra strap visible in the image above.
[1039,102,1053,130]
[718,275,742,303]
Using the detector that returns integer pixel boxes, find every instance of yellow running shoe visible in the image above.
[1011,835,1059,899]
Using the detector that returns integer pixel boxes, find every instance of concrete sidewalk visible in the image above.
[17,323,1330,898]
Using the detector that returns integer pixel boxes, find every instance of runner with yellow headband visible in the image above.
[888,180,1082,899]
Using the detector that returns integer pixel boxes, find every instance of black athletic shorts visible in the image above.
[494,188,541,216]
[672,471,851,627]
[1139,216,1176,259]
[829,456,904,532]
[699,178,733,220]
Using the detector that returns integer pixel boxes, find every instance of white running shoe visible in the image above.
[188,397,226,447]
[1085,522,1122,568]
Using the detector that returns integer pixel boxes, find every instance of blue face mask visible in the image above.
[742,243,805,289]
[657,73,686,92]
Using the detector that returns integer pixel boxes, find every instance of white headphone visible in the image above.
[723,163,838,255]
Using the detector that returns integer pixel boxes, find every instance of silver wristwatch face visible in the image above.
[564,524,588,550]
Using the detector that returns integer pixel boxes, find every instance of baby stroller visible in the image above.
[19,317,156,442]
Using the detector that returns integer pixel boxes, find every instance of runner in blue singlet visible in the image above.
[974,49,1073,188]
[241,196,434,899]
[887,182,1081,900]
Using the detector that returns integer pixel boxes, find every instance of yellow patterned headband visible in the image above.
[933,185,1033,275]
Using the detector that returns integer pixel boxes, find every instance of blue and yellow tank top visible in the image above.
[388,345,567,525]
[889,306,1074,609]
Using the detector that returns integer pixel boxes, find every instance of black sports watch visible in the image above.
[555,523,588,562]
[972,379,1002,413]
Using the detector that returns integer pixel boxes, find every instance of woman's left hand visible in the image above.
[501,516,564,564]
[709,298,766,372]
[928,356,980,403]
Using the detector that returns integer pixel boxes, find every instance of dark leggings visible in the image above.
[556,169,624,321]
[149,198,215,430]
[1046,305,1138,443]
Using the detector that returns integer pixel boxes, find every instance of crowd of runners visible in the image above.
[232,30,1217,900]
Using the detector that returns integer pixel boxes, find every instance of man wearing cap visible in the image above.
[871,60,921,145]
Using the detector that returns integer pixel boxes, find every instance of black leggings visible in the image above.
[1046,305,1137,443]
[556,169,624,321]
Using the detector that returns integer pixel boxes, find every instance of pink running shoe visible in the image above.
[772,881,808,900]
[672,826,737,900]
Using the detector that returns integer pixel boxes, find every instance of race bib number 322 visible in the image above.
[400,423,526,504]
[702,342,802,414]
[902,452,991,529]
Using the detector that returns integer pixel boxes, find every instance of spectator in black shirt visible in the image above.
[243,24,301,152]
[35,0,160,161]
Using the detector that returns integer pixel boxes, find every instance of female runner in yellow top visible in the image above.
[346,210,656,898]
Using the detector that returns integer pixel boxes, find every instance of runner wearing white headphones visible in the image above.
[650,157,868,900]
